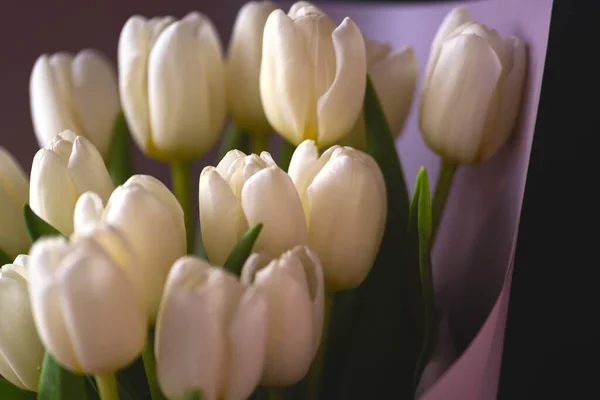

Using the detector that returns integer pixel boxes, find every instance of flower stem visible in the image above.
[277,140,296,172]
[431,159,458,245]
[267,387,284,400]
[95,372,119,400]
[170,162,194,254]
[142,330,166,400]
[251,134,270,155]
[302,292,334,399]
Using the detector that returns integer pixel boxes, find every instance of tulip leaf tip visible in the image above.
[23,204,64,242]
[223,223,264,276]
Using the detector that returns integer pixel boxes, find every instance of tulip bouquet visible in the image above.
[0,2,527,400]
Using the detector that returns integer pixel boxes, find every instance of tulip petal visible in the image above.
[216,150,247,181]
[118,16,175,153]
[71,50,120,158]
[0,271,44,391]
[241,167,307,258]
[288,1,325,18]
[29,149,77,235]
[307,154,386,290]
[57,242,146,373]
[0,147,30,205]
[316,18,367,147]
[68,136,114,204]
[148,13,225,160]
[199,167,249,266]
[73,191,105,234]
[419,34,503,164]
[253,263,314,386]
[225,287,268,399]
[155,258,222,400]
[260,10,311,145]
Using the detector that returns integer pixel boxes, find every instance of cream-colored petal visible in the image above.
[148,13,225,161]
[307,155,386,290]
[260,10,311,145]
[316,18,367,147]
[73,191,105,235]
[216,150,247,181]
[71,50,120,159]
[68,137,114,204]
[226,1,278,135]
[420,34,503,164]
[199,167,249,266]
[57,243,146,373]
[29,149,77,235]
[288,1,325,18]
[0,147,30,206]
[241,167,307,258]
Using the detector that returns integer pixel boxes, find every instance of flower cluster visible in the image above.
[0,3,526,400]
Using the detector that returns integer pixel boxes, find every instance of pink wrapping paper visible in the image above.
[317,0,553,398]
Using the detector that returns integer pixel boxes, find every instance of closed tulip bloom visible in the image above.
[0,255,45,392]
[119,12,226,162]
[156,256,267,400]
[29,130,114,235]
[0,148,31,258]
[342,40,418,150]
[419,6,527,165]
[199,150,307,266]
[259,3,366,147]
[29,49,120,159]
[288,140,386,291]
[74,174,186,322]
[226,1,278,136]
[27,229,146,374]
[241,245,324,386]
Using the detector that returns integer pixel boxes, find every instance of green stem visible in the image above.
[277,140,296,172]
[170,162,194,254]
[95,373,119,400]
[431,159,458,245]
[302,292,334,399]
[251,134,270,155]
[218,122,249,159]
[142,331,166,400]
[267,387,284,400]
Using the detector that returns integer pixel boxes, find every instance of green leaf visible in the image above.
[0,377,36,399]
[23,204,64,241]
[277,139,296,172]
[217,122,250,160]
[223,223,263,276]
[184,389,202,400]
[409,167,438,388]
[323,75,415,399]
[0,247,12,265]
[108,111,134,187]
[37,352,88,400]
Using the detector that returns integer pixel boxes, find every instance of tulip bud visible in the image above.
[0,255,45,392]
[27,229,146,374]
[155,256,267,400]
[288,140,386,291]
[226,1,279,136]
[118,12,226,162]
[241,245,324,386]
[29,49,120,159]
[419,7,527,165]
[29,130,114,235]
[199,150,307,266]
[74,174,186,322]
[259,3,367,147]
[0,148,31,258]
[342,40,418,150]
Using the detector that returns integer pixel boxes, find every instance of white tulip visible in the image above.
[241,245,324,386]
[27,229,146,374]
[118,12,226,162]
[74,174,186,322]
[29,130,114,236]
[0,255,44,392]
[226,1,279,136]
[419,6,527,165]
[0,148,31,258]
[342,40,418,150]
[199,150,307,266]
[155,256,267,400]
[259,3,366,147]
[288,140,386,291]
[29,49,120,159]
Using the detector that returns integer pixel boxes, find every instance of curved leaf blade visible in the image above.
[23,204,63,241]
[223,223,263,276]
